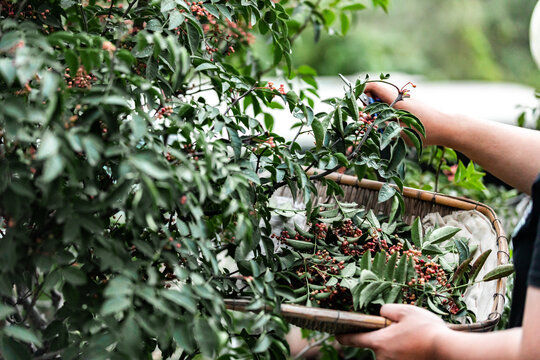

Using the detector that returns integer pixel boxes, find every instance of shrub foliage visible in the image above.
[0,0,426,358]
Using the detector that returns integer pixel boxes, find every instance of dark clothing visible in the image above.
[509,174,540,327]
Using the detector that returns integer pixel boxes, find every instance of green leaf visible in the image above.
[286,239,315,251]
[340,12,350,35]
[194,319,219,358]
[359,281,390,308]
[41,156,65,183]
[469,249,492,282]
[173,322,196,353]
[101,297,131,316]
[402,128,422,156]
[482,264,514,282]
[0,304,15,320]
[394,255,408,283]
[372,252,386,277]
[227,127,242,160]
[380,122,401,150]
[64,49,79,75]
[161,0,177,13]
[384,252,398,281]
[4,326,42,347]
[341,3,367,11]
[453,238,469,265]
[384,285,402,303]
[411,217,423,248]
[427,297,448,316]
[341,262,357,278]
[130,153,170,180]
[253,333,272,353]
[62,267,86,285]
[161,289,197,313]
[378,183,396,203]
[186,22,201,54]
[0,58,16,86]
[388,137,407,172]
[36,132,60,159]
[427,226,461,245]
[359,251,371,270]
[312,118,324,150]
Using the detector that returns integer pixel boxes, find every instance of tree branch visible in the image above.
[101,0,117,36]
[293,334,331,360]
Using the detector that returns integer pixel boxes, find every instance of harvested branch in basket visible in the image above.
[273,201,514,324]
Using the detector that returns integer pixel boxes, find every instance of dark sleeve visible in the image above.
[528,208,540,288]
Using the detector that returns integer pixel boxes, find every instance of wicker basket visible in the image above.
[225,171,510,334]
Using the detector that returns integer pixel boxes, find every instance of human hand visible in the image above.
[336,304,451,360]
[363,82,452,147]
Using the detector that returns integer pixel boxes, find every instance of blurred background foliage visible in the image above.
[263,0,540,87]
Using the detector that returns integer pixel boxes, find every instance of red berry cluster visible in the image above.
[156,105,173,119]
[266,81,286,94]
[275,218,465,316]
[1,1,34,19]
[65,67,97,89]
[356,111,378,136]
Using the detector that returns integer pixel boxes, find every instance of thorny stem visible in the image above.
[122,0,138,17]
[224,84,258,116]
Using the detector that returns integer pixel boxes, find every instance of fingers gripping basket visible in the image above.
[226,171,510,334]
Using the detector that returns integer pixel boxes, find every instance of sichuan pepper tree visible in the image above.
[0,0,426,358]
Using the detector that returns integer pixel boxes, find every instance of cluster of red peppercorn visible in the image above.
[156,105,173,119]
[266,81,286,94]
[169,2,251,62]
[1,1,35,19]
[356,110,378,136]
[64,67,97,89]
[275,219,465,315]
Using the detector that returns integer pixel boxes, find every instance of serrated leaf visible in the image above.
[359,281,390,308]
[340,278,358,290]
[384,285,402,303]
[411,217,423,248]
[394,255,408,283]
[326,277,338,287]
[359,269,378,283]
[341,262,357,277]
[380,122,401,150]
[384,252,398,281]
[359,251,371,270]
[378,183,396,203]
[372,252,386,277]
[4,326,42,347]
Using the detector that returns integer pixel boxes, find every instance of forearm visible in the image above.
[433,327,521,360]
[397,99,540,194]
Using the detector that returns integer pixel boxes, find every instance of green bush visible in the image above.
[0,0,427,358]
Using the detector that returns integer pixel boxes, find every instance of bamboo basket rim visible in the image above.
[226,171,510,333]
